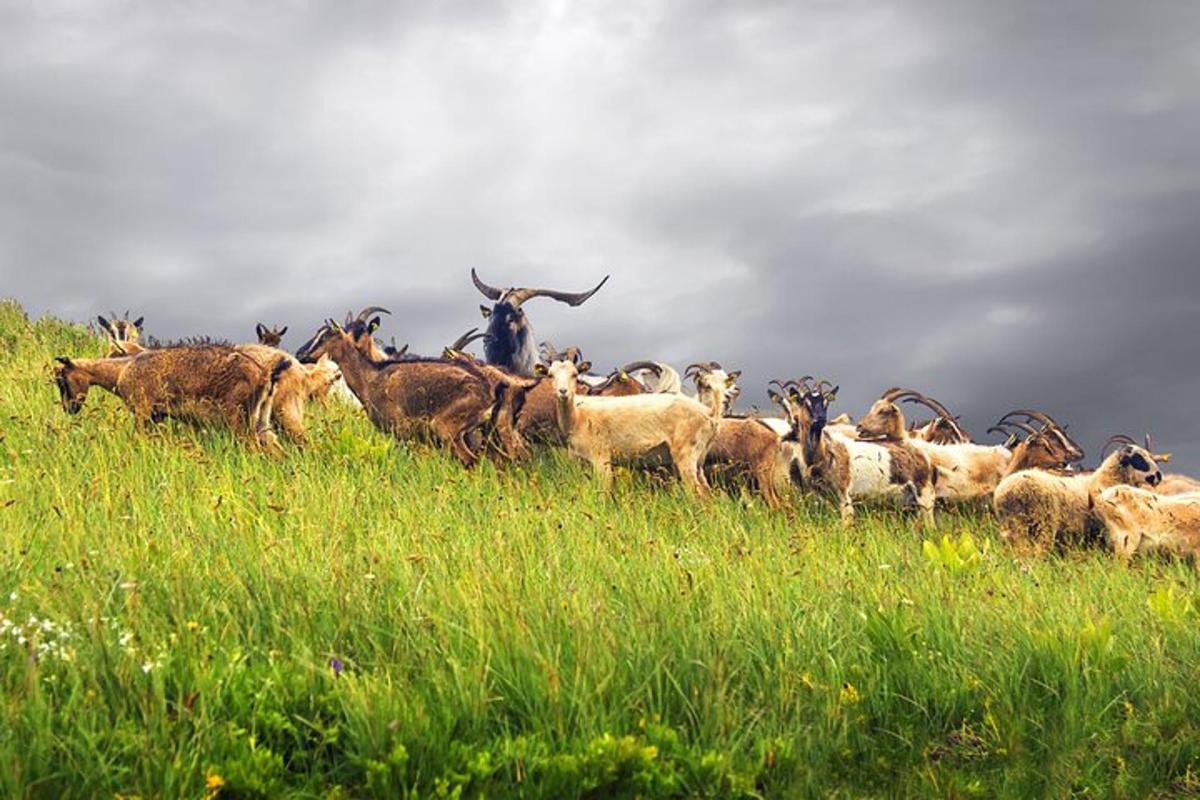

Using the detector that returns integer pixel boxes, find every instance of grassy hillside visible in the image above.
[1,298,1199,798]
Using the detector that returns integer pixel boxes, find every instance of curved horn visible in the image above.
[880,387,921,402]
[999,409,1062,431]
[506,275,610,307]
[470,268,503,301]
[355,306,391,322]
[619,360,663,376]
[1101,434,1137,458]
[449,327,485,351]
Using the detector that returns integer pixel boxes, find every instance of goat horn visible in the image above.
[1101,434,1137,458]
[355,306,391,322]
[449,327,484,351]
[470,268,503,301]
[620,360,662,376]
[505,275,610,308]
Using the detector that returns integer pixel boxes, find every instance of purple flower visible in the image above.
[330,657,344,677]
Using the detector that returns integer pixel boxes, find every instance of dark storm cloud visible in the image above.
[3,1,1199,469]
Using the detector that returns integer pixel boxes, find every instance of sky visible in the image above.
[3,0,1199,470]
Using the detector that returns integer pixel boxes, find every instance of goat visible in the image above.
[697,371,795,509]
[235,344,341,444]
[440,327,538,460]
[255,323,288,347]
[533,358,729,495]
[1102,434,1196,495]
[295,317,501,467]
[97,311,144,354]
[54,346,289,450]
[778,379,937,525]
[1092,485,1200,567]
[856,390,1084,503]
[992,443,1164,553]
[471,269,609,375]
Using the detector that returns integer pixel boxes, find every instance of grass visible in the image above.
[1,298,1199,798]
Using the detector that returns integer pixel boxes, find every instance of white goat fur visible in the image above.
[1093,486,1200,565]
[543,359,727,495]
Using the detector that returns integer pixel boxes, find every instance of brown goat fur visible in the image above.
[55,346,288,450]
[235,344,339,444]
[296,320,498,467]
[704,417,790,508]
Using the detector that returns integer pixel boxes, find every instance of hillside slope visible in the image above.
[1,299,1198,798]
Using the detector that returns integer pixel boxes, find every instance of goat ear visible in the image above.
[256,323,266,338]
[278,326,287,337]
[479,305,492,319]
[96,315,110,331]
[576,360,592,374]
[367,317,381,333]
[55,356,73,367]
[828,385,840,399]
[533,363,548,376]
[132,316,143,328]
[726,370,741,384]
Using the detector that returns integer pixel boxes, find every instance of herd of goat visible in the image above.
[49,271,1200,568]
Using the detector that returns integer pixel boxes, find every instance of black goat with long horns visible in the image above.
[470,269,609,376]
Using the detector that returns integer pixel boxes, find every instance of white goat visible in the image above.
[535,358,732,495]
[1092,485,1200,566]
[993,444,1164,553]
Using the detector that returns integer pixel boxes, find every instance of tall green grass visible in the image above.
[1,298,1199,798]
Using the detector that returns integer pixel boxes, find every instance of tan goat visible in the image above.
[993,444,1164,553]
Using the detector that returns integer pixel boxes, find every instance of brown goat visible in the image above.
[255,323,288,347]
[704,416,790,508]
[296,318,500,467]
[54,346,289,450]
[235,344,340,444]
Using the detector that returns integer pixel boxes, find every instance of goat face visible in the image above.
[97,313,143,345]
[255,323,288,347]
[1116,445,1163,487]
[305,354,342,399]
[471,269,608,376]
[537,358,593,401]
[856,398,906,441]
[53,358,88,414]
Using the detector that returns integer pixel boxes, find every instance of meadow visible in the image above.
[2,298,1200,798]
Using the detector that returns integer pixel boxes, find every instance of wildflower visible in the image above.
[142,661,154,674]
[205,769,225,796]
[330,657,344,677]
[839,682,861,706]
[7,591,15,602]
[186,620,201,632]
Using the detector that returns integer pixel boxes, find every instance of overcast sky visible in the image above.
[3,1,1200,470]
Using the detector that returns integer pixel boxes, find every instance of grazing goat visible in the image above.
[295,318,504,467]
[471,269,609,375]
[534,358,729,495]
[856,391,1084,503]
[779,380,937,525]
[992,443,1164,553]
[1092,485,1200,567]
[54,346,289,450]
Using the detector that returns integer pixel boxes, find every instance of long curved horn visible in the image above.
[506,275,610,307]
[470,268,503,301]
[880,387,922,402]
[355,306,391,322]
[999,409,1062,431]
[620,360,662,376]
[449,327,485,351]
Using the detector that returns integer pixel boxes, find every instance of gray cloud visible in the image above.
[3,0,1200,470]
